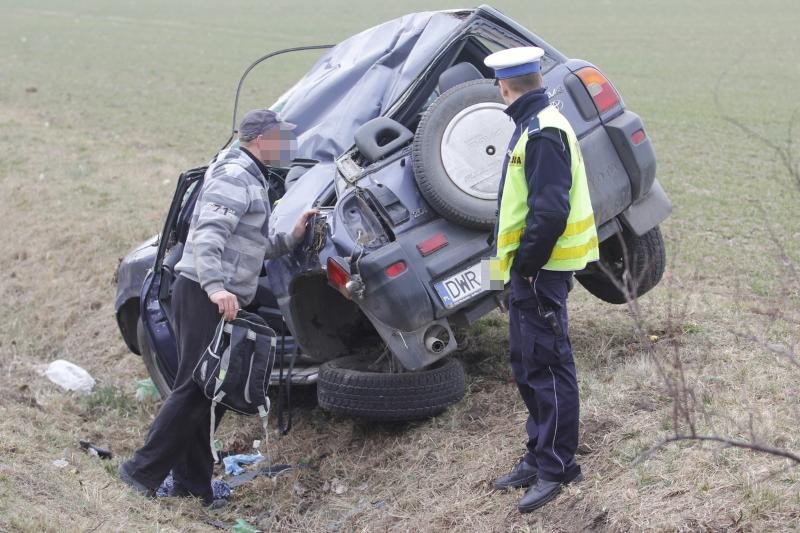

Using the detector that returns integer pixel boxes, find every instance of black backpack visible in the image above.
[193,310,277,461]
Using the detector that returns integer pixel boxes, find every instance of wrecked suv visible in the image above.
[114,6,671,421]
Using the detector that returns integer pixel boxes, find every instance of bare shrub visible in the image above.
[606,97,800,467]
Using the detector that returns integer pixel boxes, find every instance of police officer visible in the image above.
[484,47,599,513]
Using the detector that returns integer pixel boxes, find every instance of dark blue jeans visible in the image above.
[508,269,581,482]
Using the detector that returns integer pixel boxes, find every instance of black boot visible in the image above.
[118,461,156,498]
[493,457,538,490]
[517,470,584,513]
[168,480,216,507]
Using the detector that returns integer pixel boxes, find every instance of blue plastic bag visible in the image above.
[223,453,265,476]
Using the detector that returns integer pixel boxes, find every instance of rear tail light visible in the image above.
[630,129,646,145]
[385,260,407,278]
[326,257,351,298]
[575,67,620,114]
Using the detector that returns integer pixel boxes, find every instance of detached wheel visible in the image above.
[576,226,666,304]
[317,356,466,421]
[412,79,515,229]
[137,319,172,399]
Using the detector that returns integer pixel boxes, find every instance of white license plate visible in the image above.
[434,262,485,309]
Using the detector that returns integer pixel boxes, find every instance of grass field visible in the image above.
[1,0,799,531]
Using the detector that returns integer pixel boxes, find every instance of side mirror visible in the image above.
[354,117,414,164]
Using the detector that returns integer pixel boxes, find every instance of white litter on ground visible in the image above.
[40,360,95,395]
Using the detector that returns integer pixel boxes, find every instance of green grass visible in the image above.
[1,0,799,531]
[81,385,138,416]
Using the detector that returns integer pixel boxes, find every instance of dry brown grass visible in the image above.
[2,1,800,531]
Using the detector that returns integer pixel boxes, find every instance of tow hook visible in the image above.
[345,274,365,300]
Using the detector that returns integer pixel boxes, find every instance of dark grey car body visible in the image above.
[115,5,670,384]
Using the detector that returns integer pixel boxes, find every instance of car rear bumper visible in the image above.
[355,217,497,325]
[604,110,657,201]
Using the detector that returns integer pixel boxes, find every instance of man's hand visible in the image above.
[209,290,239,321]
[291,209,320,241]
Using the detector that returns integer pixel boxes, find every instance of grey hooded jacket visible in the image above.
[175,146,298,305]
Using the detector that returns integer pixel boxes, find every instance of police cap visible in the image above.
[484,46,545,80]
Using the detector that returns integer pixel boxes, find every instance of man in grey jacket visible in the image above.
[119,109,316,505]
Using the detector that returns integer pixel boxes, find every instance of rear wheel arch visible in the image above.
[575,225,666,304]
[286,274,380,363]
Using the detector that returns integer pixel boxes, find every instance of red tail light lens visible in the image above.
[416,233,448,256]
[326,257,350,292]
[575,67,620,114]
[630,129,646,145]
[385,260,407,278]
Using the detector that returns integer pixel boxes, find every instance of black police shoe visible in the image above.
[493,457,539,490]
[517,471,584,513]
[118,461,155,498]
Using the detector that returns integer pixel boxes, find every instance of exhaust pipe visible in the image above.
[425,335,446,354]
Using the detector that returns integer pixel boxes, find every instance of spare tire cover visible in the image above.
[412,79,515,229]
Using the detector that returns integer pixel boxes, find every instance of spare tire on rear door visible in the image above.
[412,79,515,229]
[317,356,465,421]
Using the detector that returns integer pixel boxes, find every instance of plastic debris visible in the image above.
[156,471,231,500]
[79,440,112,459]
[135,378,159,401]
[52,459,69,468]
[228,464,295,488]
[232,519,260,533]
[331,478,347,495]
[223,453,264,476]
[41,360,95,395]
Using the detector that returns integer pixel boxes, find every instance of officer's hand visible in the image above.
[210,290,239,321]
[291,209,320,241]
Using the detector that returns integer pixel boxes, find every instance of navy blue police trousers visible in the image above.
[508,269,581,482]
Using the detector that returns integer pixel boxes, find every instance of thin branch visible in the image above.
[596,218,799,468]
[733,331,800,370]
[713,66,799,192]
[635,435,800,466]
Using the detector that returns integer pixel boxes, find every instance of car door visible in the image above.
[139,166,207,388]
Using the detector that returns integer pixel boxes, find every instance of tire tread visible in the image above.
[317,356,466,421]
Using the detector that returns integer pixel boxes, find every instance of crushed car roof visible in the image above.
[273,10,466,162]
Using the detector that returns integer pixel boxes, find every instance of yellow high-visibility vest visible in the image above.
[490,104,599,284]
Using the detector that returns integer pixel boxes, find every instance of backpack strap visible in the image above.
[255,334,276,463]
[209,390,226,463]
[257,403,271,464]
[211,319,226,355]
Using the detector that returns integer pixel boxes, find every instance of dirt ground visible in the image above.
[1,1,799,531]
